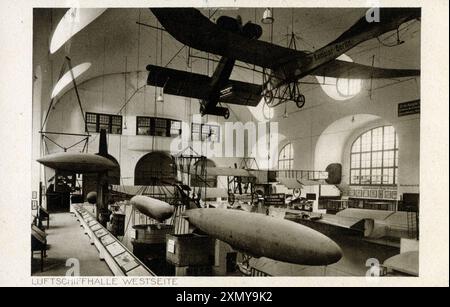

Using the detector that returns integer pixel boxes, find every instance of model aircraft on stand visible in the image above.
[146,8,420,118]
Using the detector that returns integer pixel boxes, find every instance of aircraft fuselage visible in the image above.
[200,56,236,118]
[271,8,420,88]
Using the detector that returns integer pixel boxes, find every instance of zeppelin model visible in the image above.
[37,152,117,173]
[131,195,175,223]
[184,208,343,266]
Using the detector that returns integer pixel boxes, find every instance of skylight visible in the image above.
[50,8,107,54]
[316,54,362,101]
[51,62,91,99]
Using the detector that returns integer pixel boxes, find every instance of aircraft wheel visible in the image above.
[295,94,306,109]
[224,108,230,119]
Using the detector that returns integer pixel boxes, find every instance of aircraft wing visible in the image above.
[206,167,255,177]
[278,178,303,189]
[151,8,420,81]
[383,251,419,276]
[147,65,262,107]
[219,80,262,107]
[150,8,304,69]
[310,59,420,79]
[190,167,255,178]
[285,211,368,235]
[147,65,211,100]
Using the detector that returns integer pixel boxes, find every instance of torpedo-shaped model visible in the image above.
[184,208,343,266]
[37,152,117,173]
[130,195,175,223]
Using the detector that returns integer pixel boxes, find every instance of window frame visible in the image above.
[191,123,221,143]
[86,112,122,135]
[136,116,182,138]
[349,126,398,186]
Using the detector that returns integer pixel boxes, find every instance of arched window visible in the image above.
[350,126,398,185]
[278,143,294,170]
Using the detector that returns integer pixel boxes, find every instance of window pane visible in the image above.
[99,114,109,125]
[361,131,371,152]
[361,169,371,184]
[372,168,382,185]
[352,138,361,153]
[383,150,395,167]
[154,118,168,137]
[372,127,383,151]
[201,125,210,140]
[210,126,220,142]
[280,148,286,160]
[111,125,121,134]
[111,116,122,126]
[351,169,360,184]
[86,113,97,123]
[372,151,382,168]
[351,153,360,168]
[384,168,394,184]
[87,123,97,133]
[138,127,150,135]
[384,126,395,150]
[138,117,150,127]
[361,153,371,168]
[170,120,181,136]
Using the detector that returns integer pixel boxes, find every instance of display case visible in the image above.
[72,204,155,276]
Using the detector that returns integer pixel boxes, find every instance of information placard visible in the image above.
[398,99,420,117]
[264,194,286,206]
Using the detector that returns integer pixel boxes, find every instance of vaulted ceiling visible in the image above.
[34,7,420,95]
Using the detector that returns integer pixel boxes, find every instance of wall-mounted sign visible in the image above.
[398,99,420,117]
[264,194,286,206]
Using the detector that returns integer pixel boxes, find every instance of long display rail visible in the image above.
[72,203,156,277]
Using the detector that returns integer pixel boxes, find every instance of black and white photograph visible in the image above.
[0,0,448,288]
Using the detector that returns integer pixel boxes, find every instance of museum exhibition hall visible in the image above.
[30,7,421,277]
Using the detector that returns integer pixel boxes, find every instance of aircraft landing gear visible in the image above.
[261,69,307,110]
[223,108,230,119]
[294,93,306,109]
[200,103,230,119]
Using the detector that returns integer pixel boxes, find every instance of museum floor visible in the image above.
[32,212,113,276]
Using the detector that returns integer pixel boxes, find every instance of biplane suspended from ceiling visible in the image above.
[146,8,420,118]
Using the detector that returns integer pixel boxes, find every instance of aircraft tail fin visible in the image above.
[327,8,420,48]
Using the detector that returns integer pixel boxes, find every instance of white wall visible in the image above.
[272,74,420,195]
